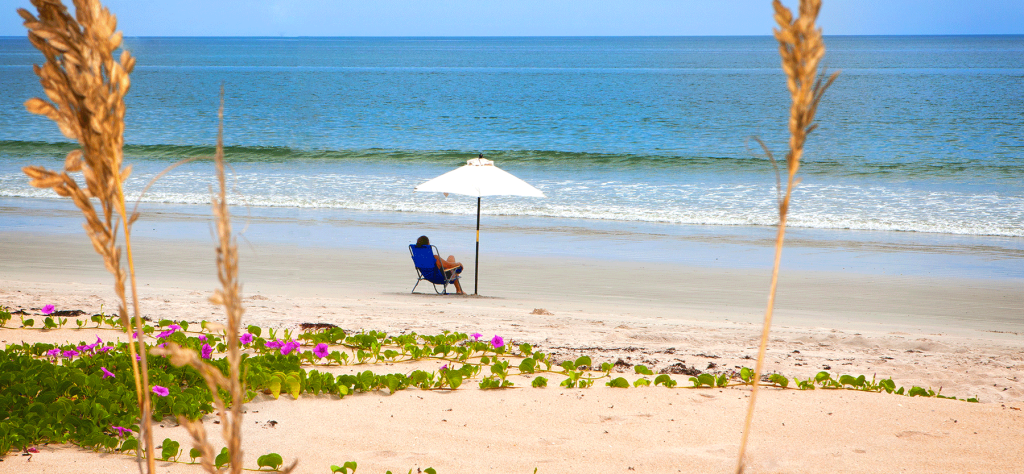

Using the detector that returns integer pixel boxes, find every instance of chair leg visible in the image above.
[412,279,421,294]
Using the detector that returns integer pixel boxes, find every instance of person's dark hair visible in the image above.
[416,235,429,246]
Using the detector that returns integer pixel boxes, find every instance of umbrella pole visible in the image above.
[474,197,480,295]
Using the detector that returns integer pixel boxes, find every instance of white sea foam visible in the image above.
[3,170,1021,237]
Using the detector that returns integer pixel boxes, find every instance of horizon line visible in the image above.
[2,33,1023,39]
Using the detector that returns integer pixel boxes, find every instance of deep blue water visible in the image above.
[1,36,1022,238]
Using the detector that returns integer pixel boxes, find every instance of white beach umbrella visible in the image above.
[415,156,544,295]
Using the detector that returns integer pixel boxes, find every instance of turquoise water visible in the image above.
[0,36,1022,278]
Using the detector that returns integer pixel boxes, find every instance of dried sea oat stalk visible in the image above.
[152,92,294,473]
[17,1,157,472]
[735,1,838,472]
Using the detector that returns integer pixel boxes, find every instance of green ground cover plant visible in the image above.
[0,316,978,471]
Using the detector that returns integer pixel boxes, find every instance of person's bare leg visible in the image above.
[453,279,464,295]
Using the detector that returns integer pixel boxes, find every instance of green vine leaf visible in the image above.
[257,452,284,470]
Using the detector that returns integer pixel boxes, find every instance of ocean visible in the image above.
[1,36,1022,279]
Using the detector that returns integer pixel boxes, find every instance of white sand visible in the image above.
[1,231,1022,472]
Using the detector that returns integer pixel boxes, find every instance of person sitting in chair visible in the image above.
[416,235,465,295]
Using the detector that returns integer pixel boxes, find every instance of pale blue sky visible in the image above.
[2,0,1022,36]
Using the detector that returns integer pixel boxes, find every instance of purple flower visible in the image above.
[98,345,114,353]
[201,344,213,360]
[198,334,207,342]
[101,367,115,378]
[490,335,504,349]
[135,354,141,361]
[239,333,253,345]
[439,364,448,371]
[132,331,138,339]
[111,426,132,437]
[156,329,175,339]
[470,333,483,341]
[62,349,79,358]
[46,348,61,358]
[26,447,38,453]
[95,335,103,345]
[41,304,55,315]
[280,341,301,356]
[168,324,182,331]
[152,385,169,397]
[313,343,329,358]
[264,340,283,349]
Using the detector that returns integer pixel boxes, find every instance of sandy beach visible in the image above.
[2,227,1022,473]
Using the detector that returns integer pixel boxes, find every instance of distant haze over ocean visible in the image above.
[1,36,1022,237]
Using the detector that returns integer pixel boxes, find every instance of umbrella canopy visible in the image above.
[415,157,544,198]
[415,157,544,295]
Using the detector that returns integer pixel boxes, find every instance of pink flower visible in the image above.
[101,367,115,378]
[26,447,39,453]
[152,385,169,397]
[490,335,504,349]
[313,343,329,358]
[156,329,175,339]
[46,348,61,357]
[264,340,283,349]
[168,324,182,331]
[470,333,483,341]
[280,341,301,356]
[201,344,213,360]
[98,345,114,353]
[41,304,55,315]
[62,349,79,358]
[439,364,448,371]
[198,334,207,342]
[239,333,253,345]
[111,426,132,437]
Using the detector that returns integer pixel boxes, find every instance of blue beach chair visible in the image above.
[409,244,462,294]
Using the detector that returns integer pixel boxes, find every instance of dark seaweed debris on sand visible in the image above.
[660,362,701,376]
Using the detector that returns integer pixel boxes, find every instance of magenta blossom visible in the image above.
[490,335,504,349]
[46,348,61,358]
[313,343,329,358]
[201,344,213,360]
[111,426,132,437]
[470,333,483,341]
[156,329,175,339]
[439,364,448,371]
[264,340,283,349]
[239,333,253,345]
[132,331,138,339]
[98,345,114,353]
[152,386,169,397]
[168,324,182,331]
[62,349,79,358]
[41,304,55,315]
[101,367,115,378]
[197,334,207,342]
[280,341,301,356]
